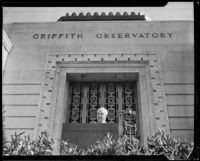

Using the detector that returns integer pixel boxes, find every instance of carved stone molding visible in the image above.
[35,52,170,139]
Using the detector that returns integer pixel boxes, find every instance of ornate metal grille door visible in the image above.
[123,82,137,136]
[106,83,117,123]
[69,83,82,123]
[68,81,138,136]
[88,83,99,123]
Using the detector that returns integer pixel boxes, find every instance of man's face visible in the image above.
[97,110,107,123]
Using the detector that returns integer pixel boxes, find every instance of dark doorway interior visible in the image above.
[61,73,139,149]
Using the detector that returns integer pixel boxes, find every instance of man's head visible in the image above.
[97,107,108,123]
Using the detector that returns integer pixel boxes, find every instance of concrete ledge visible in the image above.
[61,123,118,149]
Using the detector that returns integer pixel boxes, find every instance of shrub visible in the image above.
[59,139,80,155]
[83,133,117,155]
[3,130,10,155]
[3,129,197,160]
[3,130,54,155]
[147,128,194,160]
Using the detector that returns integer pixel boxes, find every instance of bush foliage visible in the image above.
[3,130,54,155]
[3,129,197,160]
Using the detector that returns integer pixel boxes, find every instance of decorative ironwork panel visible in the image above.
[69,83,82,123]
[88,83,99,123]
[123,82,137,136]
[68,81,138,135]
[106,83,117,123]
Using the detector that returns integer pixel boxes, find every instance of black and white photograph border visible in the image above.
[2,2,198,160]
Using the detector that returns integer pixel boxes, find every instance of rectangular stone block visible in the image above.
[3,106,37,116]
[4,117,36,128]
[3,71,43,84]
[163,70,194,83]
[166,95,194,105]
[167,105,194,117]
[169,118,194,130]
[2,84,41,94]
[165,84,194,94]
[3,95,39,105]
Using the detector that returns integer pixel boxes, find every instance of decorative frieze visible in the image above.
[58,12,146,21]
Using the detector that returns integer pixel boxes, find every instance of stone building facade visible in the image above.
[3,12,194,153]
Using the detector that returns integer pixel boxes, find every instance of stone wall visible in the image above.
[3,21,194,141]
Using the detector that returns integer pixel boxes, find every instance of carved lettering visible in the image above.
[152,33,159,38]
[118,33,123,38]
[52,34,57,39]
[111,34,115,38]
[132,33,138,38]
[59,34,64,38]
[47,34,51,39]
[32,32,174,39]
[125,33,130,38]
[138,34,145,38]
[96,34,102,38]
[167,33,173,38]
[77,34,83,39]
[144,33,150,38]
[41,34,46,39]
[71,33,76,38]
[104,33,109,38]
[160,33,166,38]
[33,34,39,39]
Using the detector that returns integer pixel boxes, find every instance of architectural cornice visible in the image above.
[58,12,146,21]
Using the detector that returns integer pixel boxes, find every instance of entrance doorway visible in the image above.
[68,81,137,127]
[61,73,139,148]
